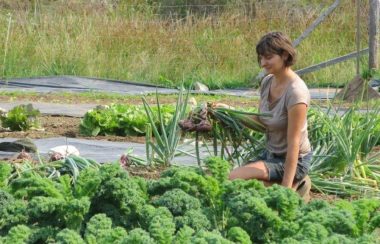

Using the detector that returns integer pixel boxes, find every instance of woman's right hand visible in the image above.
[211,102,234,109]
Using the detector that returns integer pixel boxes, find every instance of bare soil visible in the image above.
[0,115,146,143]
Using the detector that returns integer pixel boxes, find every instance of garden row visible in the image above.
[0,156,379,243]
[1,93,380,198]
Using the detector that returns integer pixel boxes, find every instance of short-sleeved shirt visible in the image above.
[258,74,311,157]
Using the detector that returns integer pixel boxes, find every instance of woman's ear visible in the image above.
[282,51,289,61]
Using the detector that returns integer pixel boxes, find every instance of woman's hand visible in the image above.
[210,102,234,109]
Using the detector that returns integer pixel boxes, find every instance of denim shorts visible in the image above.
[251,150,313,182]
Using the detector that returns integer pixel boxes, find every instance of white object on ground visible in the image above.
[194,82,209,92]
[48,145,80,158]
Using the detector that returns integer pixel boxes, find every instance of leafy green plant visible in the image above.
[143,88,190,165]
[1,161,380,243]
[308,104,380,196]
[80,104,175,136]
[0,104,40,131]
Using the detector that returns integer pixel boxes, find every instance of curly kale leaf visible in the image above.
[2,225,31,244]
[84,213,112,240]
[73,167,102,199]
[321,234,354,244]
[149,214,176,244]
[90,164,147,228]
[148,167,220,206]
[226,192,282,243]
[84,214,127,244]
[173,226,195,244]
[221,178,266,202]
[137,204,176,243]
[204,156,232,183]
[0,190,13,209]
[191,230,231,244]
[368,213,380,232]
[264,184,302,221]
[351,198,380,235]
[99,163,130,181]
[138,205,173,230]
[55,228,85,244]
[175,209,211,231]
[28,226,59,244]
[9,173,64,200]
[27,196,91,231]
[0,199,28,234]
[294,221,329,242]
[297,206,359,237]
[227,226,252,244]
[152,188,201,216]
[301,199,330,212]
[122,228,155,244]
[0,163,12,188]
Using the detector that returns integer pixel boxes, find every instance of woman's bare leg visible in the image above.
[228,161,269,181]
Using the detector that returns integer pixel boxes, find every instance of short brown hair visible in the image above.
[256,32,296,67]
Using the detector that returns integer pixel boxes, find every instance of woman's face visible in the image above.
[259,53,286,75]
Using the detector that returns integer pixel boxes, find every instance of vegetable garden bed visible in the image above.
[0,158,379,243]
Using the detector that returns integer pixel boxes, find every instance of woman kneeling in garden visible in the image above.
[229,32,313,201]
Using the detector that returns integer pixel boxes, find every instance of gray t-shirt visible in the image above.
[258,74,311,157]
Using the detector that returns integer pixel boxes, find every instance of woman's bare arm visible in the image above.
[282,103,307,188]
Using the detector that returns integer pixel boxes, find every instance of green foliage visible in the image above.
[0,104,40,131]
[9,174,91,231]
[191,230,231,243]
[368,214,380,232]
[221,178,266,202]
[80,104,175,136]
[0,163,12,188]
[175,209,211,231]
[122,228,155,244]
[173,226,195,244]
[227,226,252,244]
[294,222,329,242]
[148,167,220,205]
[149,214,176,244]
[29,226,59,244]
[3,225,32,244]
[138,205,173,230]
[264,184,303,221]
[0,199,29,234]
[89,163,148,228]
[351,199,380,235]
[204,156,232,183]
[308,106,380,196]
[142,89,189,165]
[55,228,85,244]
[298,203,359,237]
[0,190,13,209]
[152,188,201,216]
[73,167,102,199]
[226,192,282,243]
[84,214,127,244]
[0,163,379,243]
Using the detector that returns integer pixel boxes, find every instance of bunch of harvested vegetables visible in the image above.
[179,102,269,133]
[179,102,271,166]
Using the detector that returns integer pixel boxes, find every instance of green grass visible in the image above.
[0,90,259,106]
[0,0,371,89]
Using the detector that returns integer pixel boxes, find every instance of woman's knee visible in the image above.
[228,168,242,180]
[228,162,269,181]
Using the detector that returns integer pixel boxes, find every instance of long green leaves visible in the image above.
[309,103,380,197]
[142,88,190,166]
